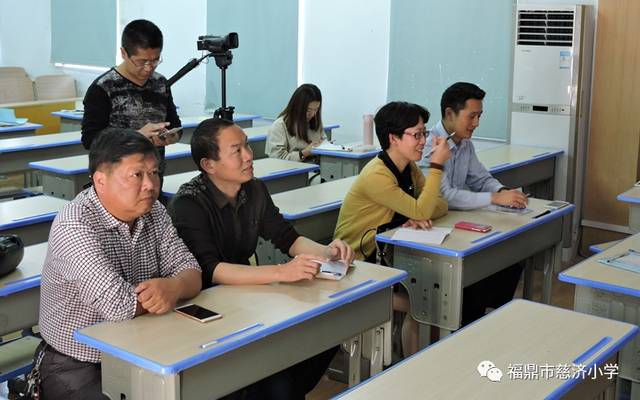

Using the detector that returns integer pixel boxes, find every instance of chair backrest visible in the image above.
[34,75,76,100]
[0,77,35,103]
[0,67,28,79]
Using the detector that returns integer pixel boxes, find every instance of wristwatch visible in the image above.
[299,150,306,161]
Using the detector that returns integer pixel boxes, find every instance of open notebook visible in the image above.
[314,260,350,280]
[315,141,353,152]
[390,227,452,245]
[599,249,640,274]
[0,108,28,126]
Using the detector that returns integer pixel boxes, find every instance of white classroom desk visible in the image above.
[336,299,638,400]
[161,158,319,198]
[559,233,640,397]
[0,196,68,245]
[74,261,407,400]
[0,131,86,182]
[0,243,47,383]
[376,198,574,342]
[29,144,193,199]
[589,240,622,254]
[0,243,46,382]
[311,146,379,182]
[255,176,357,265]
[51,111,261,134]
[477,144,563,200]
[0,242,47,336]
[617,186,640,233]
[0,122,44,139]
[0,123,44,139]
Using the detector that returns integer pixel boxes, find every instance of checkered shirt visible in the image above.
[39,187,200,363]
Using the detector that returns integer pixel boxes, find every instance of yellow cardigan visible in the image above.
[334,157,448,260]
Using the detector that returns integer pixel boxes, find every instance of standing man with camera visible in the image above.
[81,19,181,181]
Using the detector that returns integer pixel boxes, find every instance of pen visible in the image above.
[426,132,456,157]
[532,210,551,219]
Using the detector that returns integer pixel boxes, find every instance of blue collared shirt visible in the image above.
[424,121,502,210]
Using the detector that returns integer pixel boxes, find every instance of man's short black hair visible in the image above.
[440,82,485,118]
[191,118,236,172]
[374,102,430,150]
[89,128,159,175]
[122,19,163,56]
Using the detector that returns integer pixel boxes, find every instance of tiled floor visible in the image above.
[0,263,579,400]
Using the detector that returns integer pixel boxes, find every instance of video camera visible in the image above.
[197,33,239,53]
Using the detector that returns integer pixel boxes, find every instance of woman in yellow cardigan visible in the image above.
[334,101,450,356]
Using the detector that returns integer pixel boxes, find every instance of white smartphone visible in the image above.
[158,126,182,139]
[174,304,222,323]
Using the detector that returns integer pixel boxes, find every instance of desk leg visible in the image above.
[542,243,561,304]
[629,204,640,234]
[522,258,534,300]
[362,326,384,377]
[345,336,362,387]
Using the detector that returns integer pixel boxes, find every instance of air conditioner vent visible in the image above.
[517,9,574,46]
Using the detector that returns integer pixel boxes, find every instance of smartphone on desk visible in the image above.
[454,221,492,233]
[174,304,222,323]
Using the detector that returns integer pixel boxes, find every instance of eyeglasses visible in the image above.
[404,129,429,141]
[129,56,163,69]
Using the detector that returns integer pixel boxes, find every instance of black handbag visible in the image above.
[0,234,24,278]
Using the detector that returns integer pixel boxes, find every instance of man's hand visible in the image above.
[326,239,355,265]
[491,189,528,209]
[138,122,170,146]
[134,278,181,314]
[402,219,432,230]
[276,254,322,282]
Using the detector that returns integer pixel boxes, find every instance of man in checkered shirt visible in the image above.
[35,128,201,399]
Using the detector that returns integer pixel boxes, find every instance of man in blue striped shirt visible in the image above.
[425,82,526,325]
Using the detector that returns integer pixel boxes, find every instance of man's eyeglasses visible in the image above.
[129,57,163,69]
[404,129,429,141]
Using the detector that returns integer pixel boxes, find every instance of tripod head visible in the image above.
[168,33,239,120]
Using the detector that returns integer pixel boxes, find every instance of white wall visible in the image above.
[0,0,57,78]
[300,0,390,145]
[0,0,207,117]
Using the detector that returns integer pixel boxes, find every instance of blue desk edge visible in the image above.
[312,148,378,159]
[74,269,407,375]
[558,269,640,298]
[376,205,575,257]
[0,138,81,153]
[0,123,44,132]
[489,149,564,174]
[617,194,640,204]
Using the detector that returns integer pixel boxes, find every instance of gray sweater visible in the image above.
[265,116,325,161]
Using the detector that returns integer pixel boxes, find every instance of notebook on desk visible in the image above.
[390,227,452,245]
[599,249,640,274]
[315,141,353,152]
[0,108,28,126]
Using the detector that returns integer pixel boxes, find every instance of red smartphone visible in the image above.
[454,221,492,233]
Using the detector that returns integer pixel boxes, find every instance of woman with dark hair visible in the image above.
[265,83,325,162]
